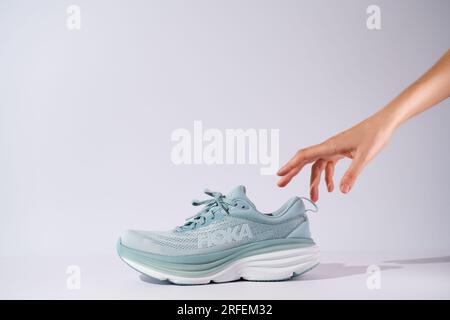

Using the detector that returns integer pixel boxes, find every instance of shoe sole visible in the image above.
[120,245,319,285]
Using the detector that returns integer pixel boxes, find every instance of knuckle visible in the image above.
[326,162,335,172]
[312,160,322,171]
[296,149,306,159]
[324,138,338,153]
[345,171,356,181]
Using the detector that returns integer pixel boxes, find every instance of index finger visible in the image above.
[277,142,334,176]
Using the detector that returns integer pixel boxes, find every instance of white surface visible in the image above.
[2,250,450,299]
[122,246,320,284]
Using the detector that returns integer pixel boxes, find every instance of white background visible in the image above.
[1,0,449,298]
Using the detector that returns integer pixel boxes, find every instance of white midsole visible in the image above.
[123,245,320,285]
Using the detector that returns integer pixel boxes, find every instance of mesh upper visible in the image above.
[122,215,305,256]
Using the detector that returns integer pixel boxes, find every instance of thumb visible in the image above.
[340,156,366,194]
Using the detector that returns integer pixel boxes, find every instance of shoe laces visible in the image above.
[176,189,234,231]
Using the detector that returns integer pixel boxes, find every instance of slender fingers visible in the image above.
[277,166,301,188]
[309,160,326,202]
[325,161,335,192]
[340,154,367,193]
[277,142,335,187]
[277,142,334,176]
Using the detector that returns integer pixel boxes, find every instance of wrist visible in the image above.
[374,104,405,132]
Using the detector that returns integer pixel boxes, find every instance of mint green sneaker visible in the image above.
[117,186,319,284]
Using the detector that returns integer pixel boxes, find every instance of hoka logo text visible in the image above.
[198,224,253,249]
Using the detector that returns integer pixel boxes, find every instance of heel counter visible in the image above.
[287,215,312,240]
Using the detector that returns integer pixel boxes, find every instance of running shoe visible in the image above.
[117,185,319,284]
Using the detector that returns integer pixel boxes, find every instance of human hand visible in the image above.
[277,113,396,202]
[277,49,450,202]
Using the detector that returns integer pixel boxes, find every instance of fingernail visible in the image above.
[327,183,333,192]
[341,184,350,193]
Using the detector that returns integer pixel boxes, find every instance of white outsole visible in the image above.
[122,245,320,285]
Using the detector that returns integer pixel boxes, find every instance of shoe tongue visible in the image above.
[226,185,256,208]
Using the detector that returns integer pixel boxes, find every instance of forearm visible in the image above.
[377,49,450,130]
